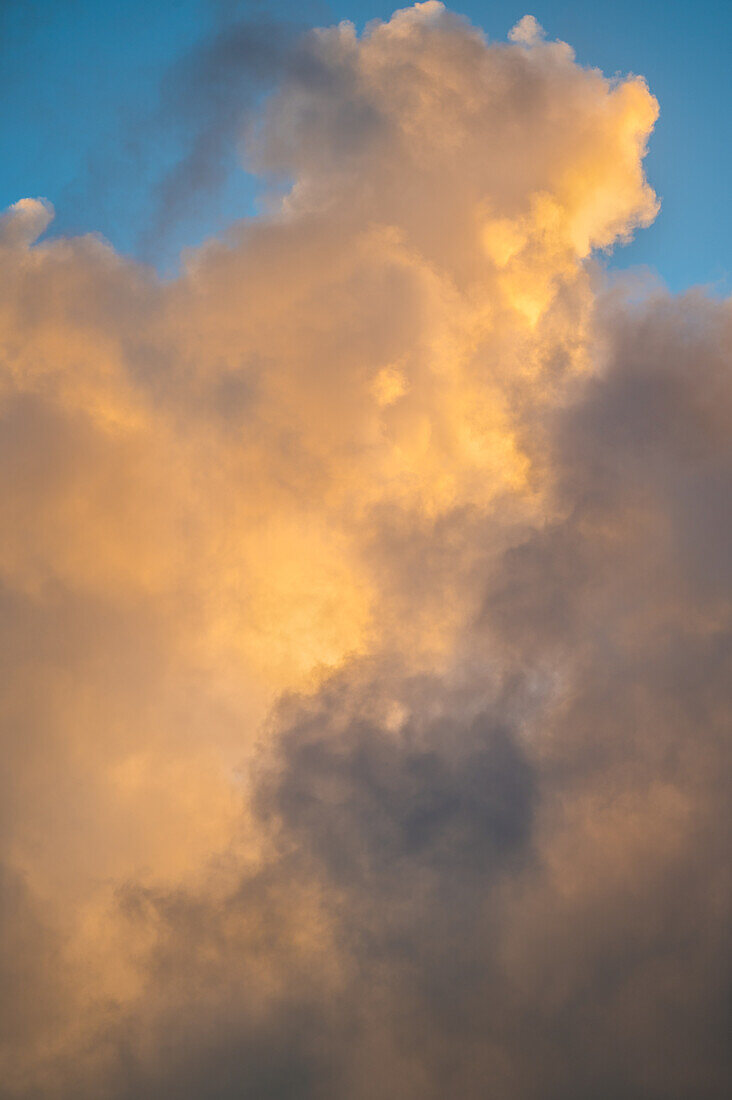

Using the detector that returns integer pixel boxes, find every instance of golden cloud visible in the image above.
[0,7,729,1099]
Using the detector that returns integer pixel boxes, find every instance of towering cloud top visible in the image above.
[0,7,729,1100]
[252,2,658,259]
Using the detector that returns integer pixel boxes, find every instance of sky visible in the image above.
[2,0,731,288]
[1,4,731,1100]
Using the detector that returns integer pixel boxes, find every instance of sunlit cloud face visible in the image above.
[1,5,730,1098]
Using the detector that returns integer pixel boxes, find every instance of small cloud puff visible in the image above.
[508,13,545,45]
[0,197,54,248]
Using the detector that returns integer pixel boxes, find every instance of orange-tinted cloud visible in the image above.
[0,6,729,1099]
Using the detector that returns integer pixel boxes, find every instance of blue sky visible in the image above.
[2,0,730,289]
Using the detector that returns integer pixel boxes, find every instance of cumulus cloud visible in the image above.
[0,5,729,1098]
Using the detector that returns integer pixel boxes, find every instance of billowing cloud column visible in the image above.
[0,5,729,1099]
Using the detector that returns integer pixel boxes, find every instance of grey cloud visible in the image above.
[261,673,536,883]
[143,14,298,250]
